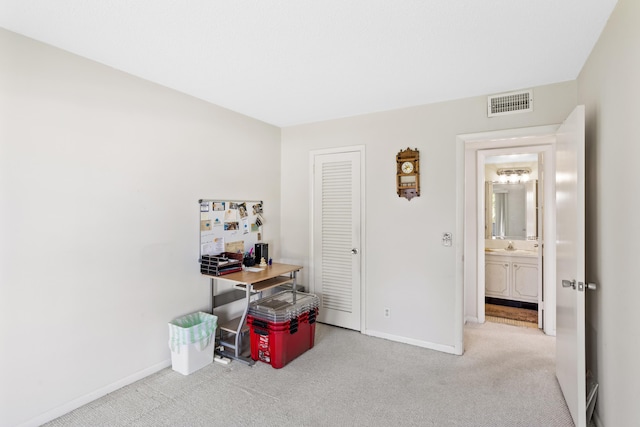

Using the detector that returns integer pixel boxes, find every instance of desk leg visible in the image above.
[210,278,254,366]
[234,283,251,359]
[291,270,298,303]
[223,282,254,366]
[210,278,215,314]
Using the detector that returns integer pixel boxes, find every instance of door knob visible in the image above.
[586,282,597,291]
[562,279,576,289]
[351,248,359,254]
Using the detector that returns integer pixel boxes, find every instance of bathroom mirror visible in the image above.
[485,181,537,240]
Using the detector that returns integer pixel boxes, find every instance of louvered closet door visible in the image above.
[313,150,361,331]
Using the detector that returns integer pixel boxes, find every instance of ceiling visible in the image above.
[0,0,618,127]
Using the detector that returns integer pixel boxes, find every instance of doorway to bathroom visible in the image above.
[459,126,558,337]
[483,150,542,329]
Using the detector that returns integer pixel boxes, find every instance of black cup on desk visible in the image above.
[243,257,256,267]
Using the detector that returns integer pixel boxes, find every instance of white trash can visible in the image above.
[168,312,218,375]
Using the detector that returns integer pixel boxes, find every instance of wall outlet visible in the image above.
[384,308,390,318]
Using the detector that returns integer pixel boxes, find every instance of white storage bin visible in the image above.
[168,312,217,375]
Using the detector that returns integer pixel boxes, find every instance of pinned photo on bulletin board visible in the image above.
[238,202,247,218]
[224,222,239,231]
[225,240,244,254]
[200,219,212,231]
[224,208,238,221]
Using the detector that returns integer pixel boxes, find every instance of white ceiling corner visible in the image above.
[0,0,619,126]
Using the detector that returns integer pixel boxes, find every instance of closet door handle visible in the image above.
[351,248,359,255]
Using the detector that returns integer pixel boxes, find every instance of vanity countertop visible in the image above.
[484,248,538,258]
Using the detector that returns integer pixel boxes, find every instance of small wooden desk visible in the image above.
[203,263,303,364]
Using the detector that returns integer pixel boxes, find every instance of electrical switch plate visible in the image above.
[442,232,452,246]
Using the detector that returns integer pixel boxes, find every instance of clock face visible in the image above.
[401,161,414,174]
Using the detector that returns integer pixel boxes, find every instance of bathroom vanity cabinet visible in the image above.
[485,253,539,303]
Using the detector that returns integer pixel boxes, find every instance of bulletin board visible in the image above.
[198,199,264,260]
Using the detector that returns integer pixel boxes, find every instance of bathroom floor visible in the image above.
[486,303,538,328]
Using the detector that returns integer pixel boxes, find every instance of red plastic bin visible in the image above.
[247,309,317,369]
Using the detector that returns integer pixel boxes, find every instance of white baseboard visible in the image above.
[465,316,479,324]
[365,329,460,355]
[20,359,171,427]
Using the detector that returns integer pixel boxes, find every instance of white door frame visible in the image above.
[456,125,559,344]
[308,145,366,332]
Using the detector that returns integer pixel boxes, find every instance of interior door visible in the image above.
[312,150,362,331]
[555,105,587,427]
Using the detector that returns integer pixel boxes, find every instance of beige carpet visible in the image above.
[44,322,579,427]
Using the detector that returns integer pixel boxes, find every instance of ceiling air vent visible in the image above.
[487,89,533,117]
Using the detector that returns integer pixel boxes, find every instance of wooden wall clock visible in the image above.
[396,148,420,200]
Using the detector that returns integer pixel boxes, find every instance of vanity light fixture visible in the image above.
[496,168,531,183]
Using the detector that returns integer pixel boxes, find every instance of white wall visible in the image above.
[0,29,281,427]
[280,82,577,351]
[578,0,640,424]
